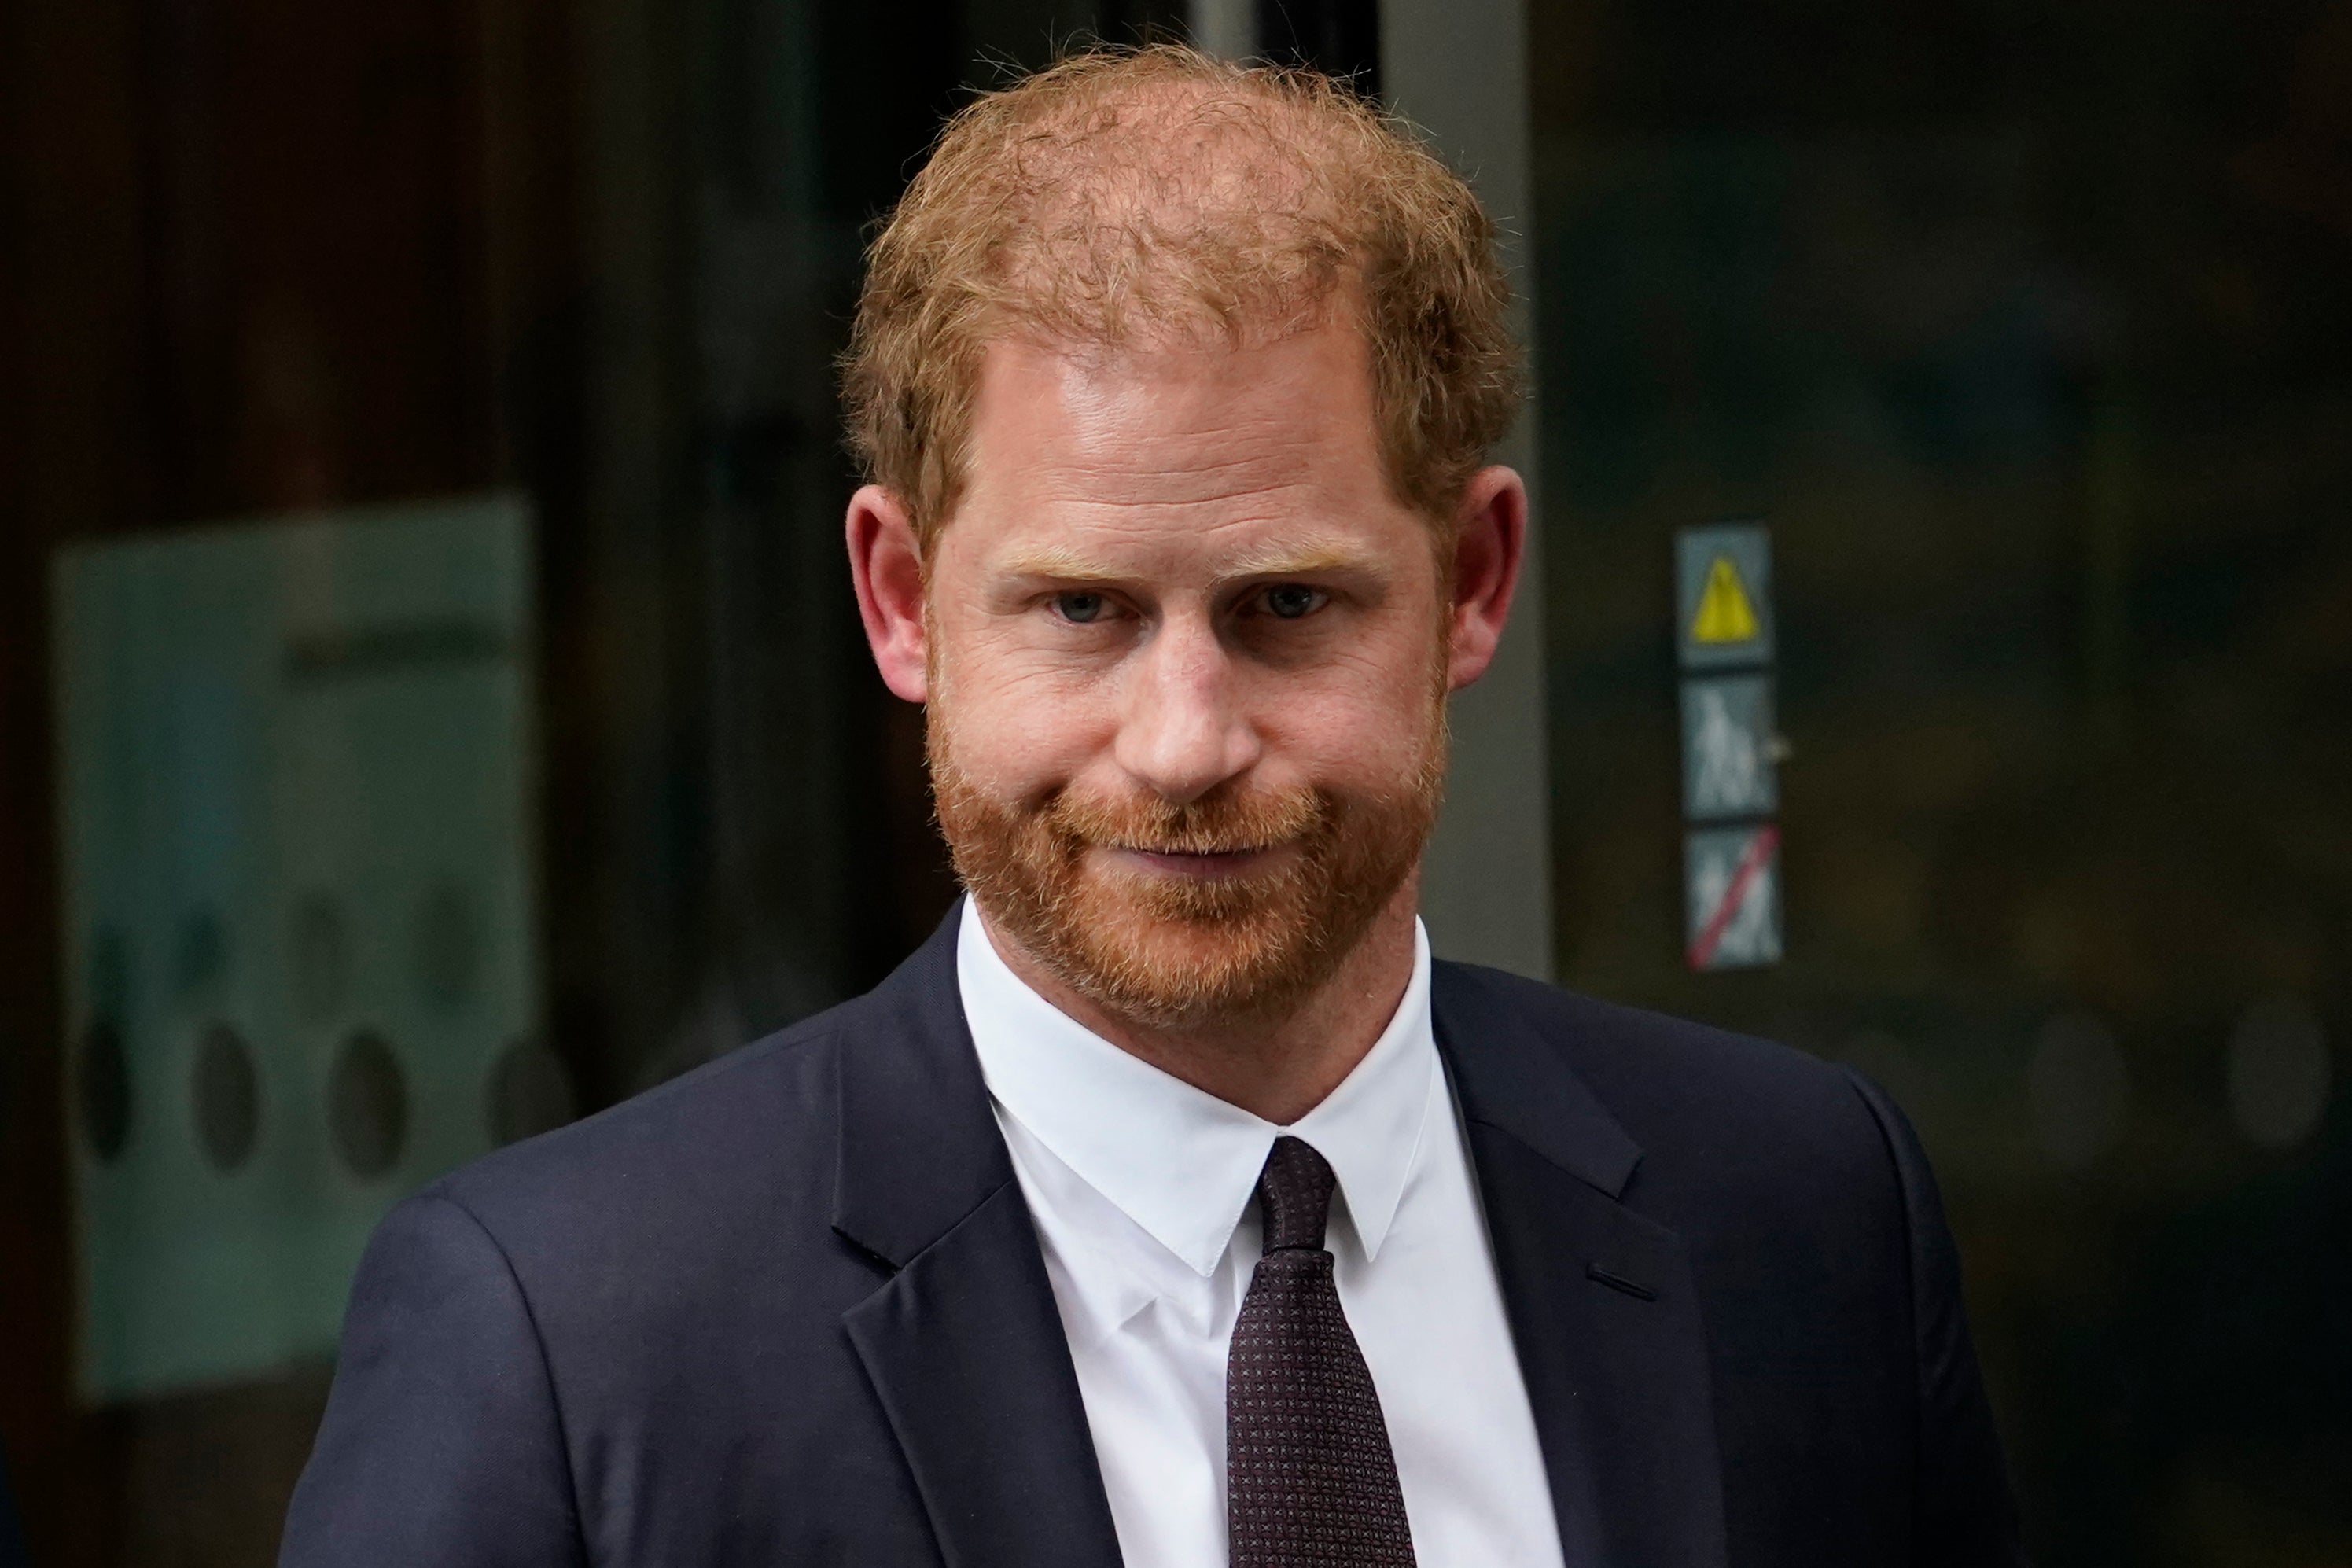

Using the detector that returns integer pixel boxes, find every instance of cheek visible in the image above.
[930,625,1117,791]
[1249,639,1445,780]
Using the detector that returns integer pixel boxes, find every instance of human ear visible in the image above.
[1444,466,1526,692]
[846,484,929,703]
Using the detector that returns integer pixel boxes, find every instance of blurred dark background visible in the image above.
[0,0,2346,1562]
[1531,2,2352,1557]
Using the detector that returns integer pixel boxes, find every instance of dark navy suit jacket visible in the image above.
[281,908,2024,1566]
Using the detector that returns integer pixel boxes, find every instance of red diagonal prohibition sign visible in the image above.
[1687,823,1780,970]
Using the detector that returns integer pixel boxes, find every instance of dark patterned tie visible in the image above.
[1226,1136,1417,1567]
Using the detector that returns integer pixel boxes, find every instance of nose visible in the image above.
[1112,611,1262,805]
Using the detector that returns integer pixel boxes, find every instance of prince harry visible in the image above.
[283,45,2023,1568]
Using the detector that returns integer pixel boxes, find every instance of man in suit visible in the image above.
[282,45,2023,1567]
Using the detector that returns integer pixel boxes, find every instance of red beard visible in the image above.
[929,714,1445,1031]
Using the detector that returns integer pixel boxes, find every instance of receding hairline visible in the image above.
[841,42,1523,550]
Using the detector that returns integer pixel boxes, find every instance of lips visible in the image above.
[1109,841,1283,858]
[1108,843,1289,877]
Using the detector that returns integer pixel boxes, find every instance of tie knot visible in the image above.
[1256,1136,1336,1253]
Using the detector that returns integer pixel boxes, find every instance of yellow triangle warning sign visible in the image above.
[1690,556,1760,644]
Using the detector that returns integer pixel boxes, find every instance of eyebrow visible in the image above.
[996,536,1383,582]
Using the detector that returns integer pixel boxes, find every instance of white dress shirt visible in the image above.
[957,899,1567,1568]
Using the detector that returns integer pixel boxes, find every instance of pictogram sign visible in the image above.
[1677,520,1782,970]
[1680,673,1777,821]
[1685,823,1783,970]
[1677,523,1772,669]
[1689,557,1760,646]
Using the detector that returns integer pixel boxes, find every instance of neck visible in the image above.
[977,878,1423,1125]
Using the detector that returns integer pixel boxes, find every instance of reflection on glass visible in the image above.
[51,496,544,1401]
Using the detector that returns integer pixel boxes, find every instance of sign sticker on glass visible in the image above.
[1675,522,1783,970]
[1685,823,1783,970]
[51,495,544,1402]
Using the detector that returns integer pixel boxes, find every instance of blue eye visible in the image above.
[1264,584,1322,620]
[1055,591,1106,624]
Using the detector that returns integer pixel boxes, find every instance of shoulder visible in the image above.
[396,993,867,1284]
[1434,960,1868,1129]
[1432,960,1901,1213]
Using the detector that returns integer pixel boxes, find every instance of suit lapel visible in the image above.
[1434,965,1730,1568]
[831,910,1123,1568]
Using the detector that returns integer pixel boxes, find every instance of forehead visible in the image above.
[944,324,1420,576]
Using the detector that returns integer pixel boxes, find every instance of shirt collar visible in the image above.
[956,896,1437,1279]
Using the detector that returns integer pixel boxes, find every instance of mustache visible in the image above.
[1037,785,1327,858]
